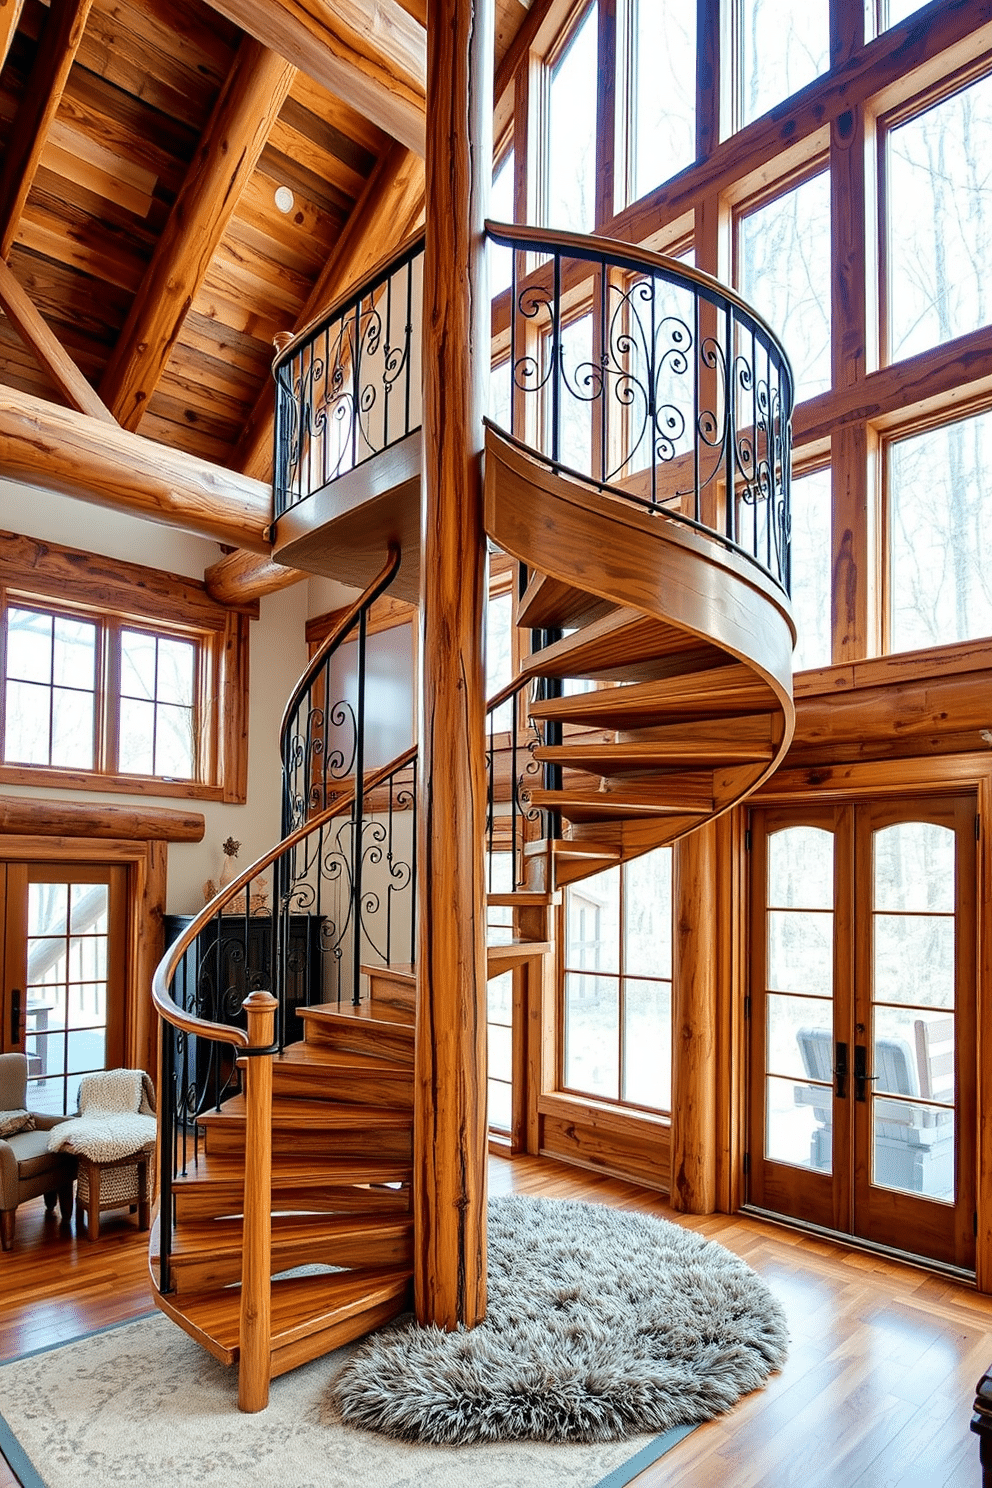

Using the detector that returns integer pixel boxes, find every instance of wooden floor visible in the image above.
[1,1153,990,1486]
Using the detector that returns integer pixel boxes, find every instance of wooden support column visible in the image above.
[670,821,719,1214]
[414,0,493,1330]
[238,990,277,1413]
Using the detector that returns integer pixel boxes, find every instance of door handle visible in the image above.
[9,987,21,1046]
[834,1041,847,1099]
[853,1043,877,1103]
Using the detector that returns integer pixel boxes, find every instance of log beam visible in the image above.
[99,40,296,432]
[237,140,425,482]
[204,547,305,606]
[414,0,492,1331]
[0,0,93,259]
[0,259,115,423]
[202,0,426,155]
[0,796,204,842]
[0,385,271,552]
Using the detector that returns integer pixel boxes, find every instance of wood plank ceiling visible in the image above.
[0,0,532,480]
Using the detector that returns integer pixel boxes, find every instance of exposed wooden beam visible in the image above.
[0,0,93,259]
[203,0,426,155]
[237,140,425,482]
[0,386,271,552]
[204,547,305,606]
[99,39,296,432]
[0,0,25,74]
[0,795,204,841]
[0,258,115,423]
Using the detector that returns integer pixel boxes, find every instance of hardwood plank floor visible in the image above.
[1,1154,990,1486]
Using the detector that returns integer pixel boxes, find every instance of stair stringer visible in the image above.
[484,426,796,884]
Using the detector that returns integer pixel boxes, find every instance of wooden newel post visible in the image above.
[415,0,494,1330]
[238,990,277,1412]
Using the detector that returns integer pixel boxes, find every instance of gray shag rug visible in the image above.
[335,1194,789,1445]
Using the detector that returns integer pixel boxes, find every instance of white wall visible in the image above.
[0,479,309,915]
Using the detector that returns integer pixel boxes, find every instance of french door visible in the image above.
[0,862,126,1114]
[747,796,977,1270]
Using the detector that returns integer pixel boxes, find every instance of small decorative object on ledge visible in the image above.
[202,837,270,915]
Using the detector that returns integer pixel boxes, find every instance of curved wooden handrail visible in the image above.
[152,743,419,1046]
[485,218,792,366]
[278,544,401,756]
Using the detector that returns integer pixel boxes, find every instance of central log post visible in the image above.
[414,0,493,1328]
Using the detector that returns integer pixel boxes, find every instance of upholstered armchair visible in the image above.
[0,1053,76,1251]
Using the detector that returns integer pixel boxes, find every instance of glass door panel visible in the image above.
[749,797,976,1270]
[1,863,126,1114]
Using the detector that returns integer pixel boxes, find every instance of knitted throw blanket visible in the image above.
[47,1070,156,1163]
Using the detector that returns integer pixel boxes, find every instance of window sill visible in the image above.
[0,763,233,804]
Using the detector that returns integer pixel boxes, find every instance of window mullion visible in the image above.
[102,618,121,775]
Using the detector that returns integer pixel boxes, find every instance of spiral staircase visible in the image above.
[149,223,795,1409]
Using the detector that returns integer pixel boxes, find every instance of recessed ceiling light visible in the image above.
[274,186,295,214]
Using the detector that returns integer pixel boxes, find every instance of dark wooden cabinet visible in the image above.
[163,913,324,1051]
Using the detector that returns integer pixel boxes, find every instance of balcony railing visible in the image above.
[488,221,794,595]
[271,223,792,596]
[272,233,425,521]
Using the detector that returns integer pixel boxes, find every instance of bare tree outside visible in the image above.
[739,0,829,130]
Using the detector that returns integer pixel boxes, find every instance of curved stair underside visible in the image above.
[484,427,795,885]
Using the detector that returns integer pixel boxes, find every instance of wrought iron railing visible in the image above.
[487,221,794,594]
[272,233,424,520]
[152,749,418,1296]
[485,674,558,892]
[280,546,404,835]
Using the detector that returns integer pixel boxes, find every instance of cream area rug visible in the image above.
[0,1314,694,1488]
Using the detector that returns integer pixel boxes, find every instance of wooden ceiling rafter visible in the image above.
[0,256,114,421]
[0,0,94,259]
[98,36,297,432]
[201,0,427,154]
[0,0,25,74]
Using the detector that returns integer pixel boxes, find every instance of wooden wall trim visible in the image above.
[0,528,254,627]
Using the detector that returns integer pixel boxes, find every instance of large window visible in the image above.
[3,603,200,782]
[790,467,832,670]
[737,171,832,403]
[562,847,672,1112]
[886,409,992,652]
[736,0,829,130]
[884,72,992,364]
[0,533,248,801]
[626,0,695,200]
[544,3,598,233]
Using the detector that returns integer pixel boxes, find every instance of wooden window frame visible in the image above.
[558,847,674,1118]
[0,531,250,804]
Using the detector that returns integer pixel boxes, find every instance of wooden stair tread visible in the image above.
[298,1002,414,1032]
[516,569,618,631]
[171,1148,412,1189]
[534,739,773,770]
[163,1267,412,1357]
[486,889,560,907]
[527,664,773,727]
[157,1211,412,1260]
[521,607,726,684]
[529,787,712,820]
[273,1044,413,1076]
[198,1095,412,1130]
